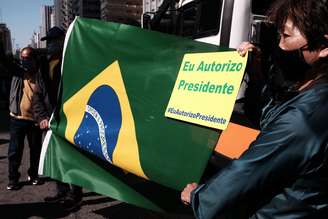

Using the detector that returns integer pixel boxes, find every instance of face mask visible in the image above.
[20,59,35,72]
[272,47,311,82]
[264,46,313,102]
[47,40,63,57]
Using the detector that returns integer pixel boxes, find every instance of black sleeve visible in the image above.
[32,72,51,123]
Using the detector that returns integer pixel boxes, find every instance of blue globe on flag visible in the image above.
[74,85,122,163]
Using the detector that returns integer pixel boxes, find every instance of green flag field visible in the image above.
[39,17,225,212]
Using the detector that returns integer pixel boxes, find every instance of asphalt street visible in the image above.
[0,107,194,219]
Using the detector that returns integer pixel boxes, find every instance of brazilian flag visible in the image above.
[39,17,224,212]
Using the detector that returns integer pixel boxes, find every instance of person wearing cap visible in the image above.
[36,26,65,111]
[7,47,43,190]
[32,26,83,211]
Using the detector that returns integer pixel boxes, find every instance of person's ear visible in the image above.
[319,48,328,58]
[319,34,328,58]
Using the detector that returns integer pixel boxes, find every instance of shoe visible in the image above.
[7,180,20,190]
[27,176,43,185]
[44,192,67,203]
[60,196,82,212]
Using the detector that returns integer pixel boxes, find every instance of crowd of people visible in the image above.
[2,0,328,218]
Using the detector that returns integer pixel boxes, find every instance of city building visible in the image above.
[0,23,12,55]
[40,5,54,48]
[100,0,143,26]
[61,0,75,30]
[0,23,12,107]
[30,31,41,49]
[143,0,163,14]
[75,0,100,19]
[55,0,100,31]
[54,0,65,28]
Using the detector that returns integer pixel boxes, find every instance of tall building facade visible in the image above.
[75,0,101,19]
[54,0,100,31]
[0,23,12,106]
[40,5,54,48]
[61,0,75,30]
[53,0,75,30]
[54,0,64,28]
[30,31,41,49]
[100,0,143,26]
[143,0,163,14]
[0,23,12,55]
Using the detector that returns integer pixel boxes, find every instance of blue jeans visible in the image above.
[8,117,42,181]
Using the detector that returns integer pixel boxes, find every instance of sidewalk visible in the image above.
[0,108,194,219]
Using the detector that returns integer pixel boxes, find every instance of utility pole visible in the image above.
[0,8,3,23]
[12,38,15,54]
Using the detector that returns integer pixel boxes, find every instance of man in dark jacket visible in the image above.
[33,26,83,211]
[33,26,63,127]
[7,47,43,190]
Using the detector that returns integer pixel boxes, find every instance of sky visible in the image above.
[0,0,53,51]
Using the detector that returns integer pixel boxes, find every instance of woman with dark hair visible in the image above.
[181,0,328,218]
